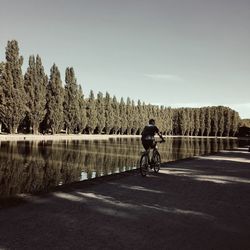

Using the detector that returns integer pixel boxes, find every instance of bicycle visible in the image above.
[140,140,164,177]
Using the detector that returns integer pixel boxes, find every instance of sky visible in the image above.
[0,0,249,118]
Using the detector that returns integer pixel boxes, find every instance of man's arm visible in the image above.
[157,131,165,142]
[154,126,165,141]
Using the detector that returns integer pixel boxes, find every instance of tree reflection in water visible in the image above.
[0,137,238,198]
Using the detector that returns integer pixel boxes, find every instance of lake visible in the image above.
[0,137,238,198]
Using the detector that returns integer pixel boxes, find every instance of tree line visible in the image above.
[0,40,241,136]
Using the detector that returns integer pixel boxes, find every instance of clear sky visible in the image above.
[0,0,249,118]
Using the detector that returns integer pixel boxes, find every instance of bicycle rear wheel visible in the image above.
[140,154,149,177]
[153,150,161,173]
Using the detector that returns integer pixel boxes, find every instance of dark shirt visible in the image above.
[141,125,159,140]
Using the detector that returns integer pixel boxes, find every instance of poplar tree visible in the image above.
[126,97,133,134]
[189,109,195,136]
[162,107,168,135]
[185,108,191,135]
[231,111,240,136]
[24,55,47,134]
[45,64,64,134]
[179,108,188,136]
[152,105,157,123]
[218,106,225,137]
[119,97,127,134]
[212,107,219,136]
[157,105,165,133]
[5,40,26,133]
[131,100,138,134]
[137,100,146,135]
[194,109,200,136]
[0,63,4,132]
[77,85,87,133]
[0,62,12,133]
[96,92,105,134]
[205,108,211,136]
[185,108,190,135]
[86,90,97,134]
[146,104,153,123]
[63,67,79,134]
[112,96,121,134]
[104,92,114,134]
[166,107,173,135]
[200,108,205,136]
[172,109,180,135]
[224,108,232,137]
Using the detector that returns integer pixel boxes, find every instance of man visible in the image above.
[141,119,165,151]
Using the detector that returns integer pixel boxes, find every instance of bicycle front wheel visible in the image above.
[140,154,149,177]
[153,151,161,173]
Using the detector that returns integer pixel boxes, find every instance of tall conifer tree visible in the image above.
[185,108,191,136]
[131,100,138,134]
[218,106,225,137]
[0,62,13,133]
[205,108,211,136]
[172,109,180,135]
[212,107,219,136]
[157,105,164,133]
[112,96,121,134]
[86,90,97,134]
[96,92,105,134]
[45,64,64,134]
[137,100,146,135]
[119,97,127,134]
[63,67,79,134]
[77,85,87,133]
[224,108,232,137]
[104,92,114,134]
[179,108,188,135]
[5,40,26,133]
[24,55,47,134]
[126,97,133,134]
[231,111,240,136]
[194,109,200,136]
[189,109,195,136]
[200,108,206,136]
[166,107,173,135]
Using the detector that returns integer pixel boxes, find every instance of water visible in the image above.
[0,137,238,198]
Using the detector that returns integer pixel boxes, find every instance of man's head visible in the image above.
[149,119,155,125]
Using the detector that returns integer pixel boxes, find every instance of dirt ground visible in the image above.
[0,148,249,250]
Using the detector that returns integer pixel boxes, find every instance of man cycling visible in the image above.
[141,119,165,152]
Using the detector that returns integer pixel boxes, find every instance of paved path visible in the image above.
[0,148,250,250]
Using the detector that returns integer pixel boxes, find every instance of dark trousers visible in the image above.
[141,139,156,151]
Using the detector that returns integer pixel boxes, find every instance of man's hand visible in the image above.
[158,132,165,142]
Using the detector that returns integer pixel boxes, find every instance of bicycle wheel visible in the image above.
[140,154,149,177]
[153,150,161,173]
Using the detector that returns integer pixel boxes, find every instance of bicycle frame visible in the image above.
[140,140,164,176]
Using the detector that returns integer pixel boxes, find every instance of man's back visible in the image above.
[141,124,159,140]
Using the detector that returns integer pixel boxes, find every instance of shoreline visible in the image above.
[0,133,238,141]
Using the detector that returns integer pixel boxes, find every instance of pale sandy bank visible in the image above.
[0,134,141,141]
[0,134,237,141]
